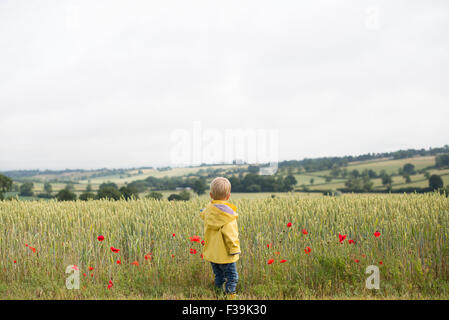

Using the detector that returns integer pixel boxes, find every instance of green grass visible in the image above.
[307,182,346,191]
[307,156,436,178]
[344,156,435,174]
[146,191,323,200]
[1,193,449,299]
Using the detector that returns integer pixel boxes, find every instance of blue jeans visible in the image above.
[210,262,238,293]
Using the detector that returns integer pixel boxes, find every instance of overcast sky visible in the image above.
[0,0,448,170]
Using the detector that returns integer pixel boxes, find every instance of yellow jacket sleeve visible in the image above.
[221,221,241,255]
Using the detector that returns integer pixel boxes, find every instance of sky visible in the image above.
[0,0,448,170]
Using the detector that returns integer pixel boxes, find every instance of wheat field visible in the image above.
[0,193,448,299]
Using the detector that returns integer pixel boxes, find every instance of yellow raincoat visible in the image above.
[199,200,241,264]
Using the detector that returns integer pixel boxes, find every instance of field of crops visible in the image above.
[1,193,448,299]
[307,156,436,178]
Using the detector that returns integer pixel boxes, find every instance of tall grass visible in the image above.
[0,193,448,299]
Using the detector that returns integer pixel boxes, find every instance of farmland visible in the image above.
[1,193,448,299]
[2,154,449,202]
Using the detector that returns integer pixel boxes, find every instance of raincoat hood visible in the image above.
[201,200,238,230]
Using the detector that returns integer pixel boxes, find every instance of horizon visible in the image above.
[1,143,446,172]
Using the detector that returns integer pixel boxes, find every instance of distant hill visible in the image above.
[1,145,448,199]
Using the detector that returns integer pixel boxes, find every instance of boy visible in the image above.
[199,177,240,299]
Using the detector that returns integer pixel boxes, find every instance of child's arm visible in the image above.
[221,221,241,255]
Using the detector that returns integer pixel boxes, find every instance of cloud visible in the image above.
[0,0,448,170]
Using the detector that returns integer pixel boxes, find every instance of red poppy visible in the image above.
[109,280,113,285]
[200,254,203,259]
[201,240,205,246]
[304,246,312,254]
[72,265,79,270]
[374,231,381,238]
[107,284,113,289]
[189,235,201,243]
[13,260,16,264]
[172,233,175,237]
[348,239,355,244]
[88,266,94,271]
[83,273,87,277]
[25,243,28,247]
[116,260,121,264]
[274,251,280,255]
[131,261,139,266]
[110,247,120,253]
[287,222,292,228]
[189,248,197,254]
[267,243,272,249]
[280,259,287,263]
[171,254,175,258]
[97,235,104,241]
[91,273,94,277]
[267,259,275,265]
[338,234,347,243]
[379,261,383,265]
[354,259,359,263]
[302,229,308,235]
[145,253,152,260]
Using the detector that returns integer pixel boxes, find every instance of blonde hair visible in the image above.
[210,177,231,200]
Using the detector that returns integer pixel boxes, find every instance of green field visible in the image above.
[307,156,436,177]
[341,156,435,174]
[306,173,449,192]
[1,193,448,299]
[4,155,448,201]
[75,165,247,186]
[294,156,446,191]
